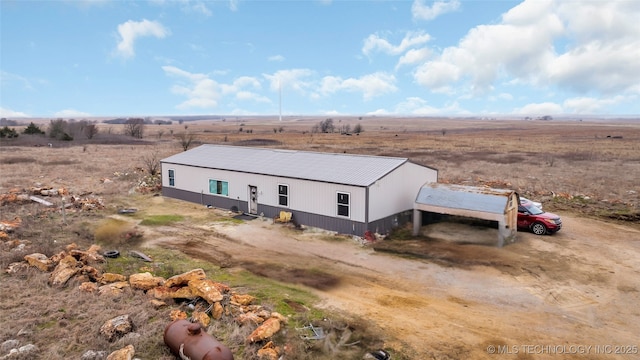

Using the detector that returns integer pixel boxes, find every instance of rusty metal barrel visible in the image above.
[164,319,234,360]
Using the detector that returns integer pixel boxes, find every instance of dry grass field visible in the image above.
[1,117,639,359]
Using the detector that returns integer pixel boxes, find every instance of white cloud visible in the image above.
[268,55,285,62]
[366,108,390,116]
[0,107,29,117]
[190,1,212,16]
[235,91,271,103]
[514,102,563,115]
[563,96,627,114]
[54,109,92,118]
[319,72,397,100]
[163,67,269,109]
[322,110,344,116]
[228,0,239,12]
[557,0,640,43]
[394,97,464,115]
[150,0,212,16]
[115,19,170,58]
[395,48,431,70]
[413,57,461,93]
[489,93,514,102]
[547,41,640,94]
[264,69,315,94]
[412,0,640,100]
[220,76,271,103]
[163,66,220,109]
[362,31,431,57]
[412,0,460,21]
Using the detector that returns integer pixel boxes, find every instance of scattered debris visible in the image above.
[135,174,162,194]
[274,211,292,223]
[103,250,120,259]
[297,324,326,340]
[129,250,152,262]
[69,195,105,211]
[364,349,391,360]
[29,195,53,207]
[364,231,376,243]
[117,208,137,214]
[30,187,69,197]
[164,320,233,360]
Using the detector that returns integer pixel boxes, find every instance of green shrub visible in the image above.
[0,126,18,138]
[23,122,45,135]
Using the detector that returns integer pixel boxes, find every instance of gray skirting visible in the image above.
[162,187,410,236]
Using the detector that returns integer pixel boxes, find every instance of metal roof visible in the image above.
[415,183,515,214]
[161,144,411,187]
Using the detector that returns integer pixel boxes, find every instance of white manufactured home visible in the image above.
[161,144,438,235]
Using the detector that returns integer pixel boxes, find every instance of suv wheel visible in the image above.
[531,222,547,235]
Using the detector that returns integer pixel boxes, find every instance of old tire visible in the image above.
[531,222,547,235]
[103,250,120,258]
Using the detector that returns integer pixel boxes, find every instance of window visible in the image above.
[278,184,289,207]
[209,179,229,196]
[337,192,350,217]
[168,169,175,186]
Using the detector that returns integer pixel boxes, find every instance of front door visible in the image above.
[248,186,258,214]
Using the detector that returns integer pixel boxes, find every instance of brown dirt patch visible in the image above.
[240,262,341,290]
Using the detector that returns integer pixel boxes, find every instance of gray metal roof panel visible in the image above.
[161,144,409,186]
[416,183,514,214]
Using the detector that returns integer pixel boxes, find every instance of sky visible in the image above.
[1,0,639,118]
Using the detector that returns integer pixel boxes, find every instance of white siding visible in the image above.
[368,162,437,222]
[162,163,366,222]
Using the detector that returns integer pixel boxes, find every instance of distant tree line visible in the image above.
[0,118,19,126]
[102,118,172,125]
[0,119,98,141]
[44,119,100,141]
[311,118,363,134]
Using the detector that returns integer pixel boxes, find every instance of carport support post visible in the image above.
[497,220,506,248]
[412,209,422,236]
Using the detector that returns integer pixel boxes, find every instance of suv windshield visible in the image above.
[520,202,544,215]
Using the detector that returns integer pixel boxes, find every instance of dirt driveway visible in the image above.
[144,198,640,359]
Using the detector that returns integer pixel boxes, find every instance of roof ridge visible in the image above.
[197,143,409,161]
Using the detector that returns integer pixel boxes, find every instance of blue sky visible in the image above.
[1,0,639,118]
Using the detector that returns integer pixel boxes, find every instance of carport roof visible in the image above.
[415,183,515,214]
[161,144,416,186]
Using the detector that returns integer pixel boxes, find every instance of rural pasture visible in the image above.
[1,117,639,359]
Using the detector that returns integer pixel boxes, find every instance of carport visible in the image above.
[413,183,519,247]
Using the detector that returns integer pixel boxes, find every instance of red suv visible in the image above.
[517,200,562,235]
